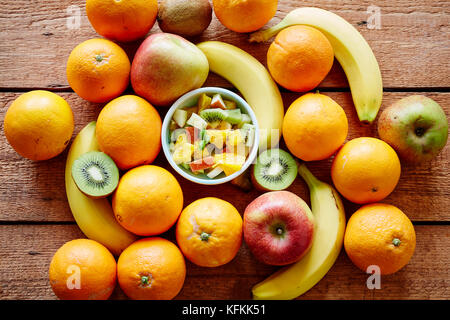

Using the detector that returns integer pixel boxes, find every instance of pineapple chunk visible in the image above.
[214,153,246,176]
[227,130,244,147]
[206,130,229,148]
[187,113,208,130]
[174,133,188,146]
[172,143,194,164]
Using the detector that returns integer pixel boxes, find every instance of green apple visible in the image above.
[378,95,448,163]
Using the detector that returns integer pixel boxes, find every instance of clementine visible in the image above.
[49,239,117,300]
[344,203,416,275]
[176,197,243,267]
[282,92,348,161]
[117,237,186,300]
[86,0,158,42]
[331,137,401,204]
[212,0,277,33]
[112,165,183,236]
[267,25,334,92]
[96,95,162,170]
[66,38,130,103]
[4,90,74,161]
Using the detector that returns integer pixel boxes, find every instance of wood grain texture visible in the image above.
[1,91,448,222]
[0,0,449,89]
[0,225,447,300]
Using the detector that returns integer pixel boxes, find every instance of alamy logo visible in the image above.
[367,6,382,30]
[366,265,381,289]
[66,265,81,290]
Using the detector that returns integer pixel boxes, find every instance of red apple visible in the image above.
[243,191,314,266]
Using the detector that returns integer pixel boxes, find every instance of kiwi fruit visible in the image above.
[158,0,212,37]
[71,151,119,198]
[252,149,297,191]
[200,108,227,123]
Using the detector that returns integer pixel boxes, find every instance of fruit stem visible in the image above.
[392,238,401,246]
[95,54,103,62]
[200,232,210,242]
[297,163,320,189]
[141,276,149,285]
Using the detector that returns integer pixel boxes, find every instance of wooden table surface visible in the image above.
[0,0,449,300]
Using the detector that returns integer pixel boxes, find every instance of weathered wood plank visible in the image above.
[0,225,447,300]
[0,91,448,222]
[0,0,449,89]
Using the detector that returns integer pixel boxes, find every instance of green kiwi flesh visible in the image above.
[71,151,119,198]
[252,149,297,191]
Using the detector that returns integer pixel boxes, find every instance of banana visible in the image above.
[252,163,346,300]
[250,7,383,124]
[65,121,137,256]
[197,41,284,150]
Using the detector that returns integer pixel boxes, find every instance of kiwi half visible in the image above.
[252,149,297,191]
[71,151,119,198]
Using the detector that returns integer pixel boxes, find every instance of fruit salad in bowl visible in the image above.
[161,87,259,185]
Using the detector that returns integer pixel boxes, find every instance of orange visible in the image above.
[112,165,183,236]
[282,92,348,161]
[49,239,117,300]
[66,38,130,103]
[86,0,158,42]
[267,25,334,92]
[117,237,186,300]
[212,0,277,33]
[176,197,243,267]
[4,90,74,161]
[331,137,401,204]
[344,203,416,275]
[96,95,162,170]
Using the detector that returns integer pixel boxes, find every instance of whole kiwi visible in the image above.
[157,0,212,37]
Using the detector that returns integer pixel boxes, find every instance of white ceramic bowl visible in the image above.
[161,87,259,185]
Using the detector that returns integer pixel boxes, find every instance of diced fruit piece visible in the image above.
[172,143,194,164]
[224,100,237,110]
[173,109,188,127]
[241,123,256,147]
[200,108,227,123]
[217,121,232,130]
[180,163,190,170]
[187,113,208,130]
[214,153,246,176]
[192,169,204,175]
[169,142,176,152]
[207,129,228,148]
[198,93,212,113]
[183,105,198,118]
[227,130,244,147]
[237,114,252,128]
[171,128,186,142]
[210,94,227,109]
[190,156,215,172]
[207,121,220,129]
[224,109,242,125]
[206,166,224,179]
[185,126,200,143]
[169,120,178,131]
